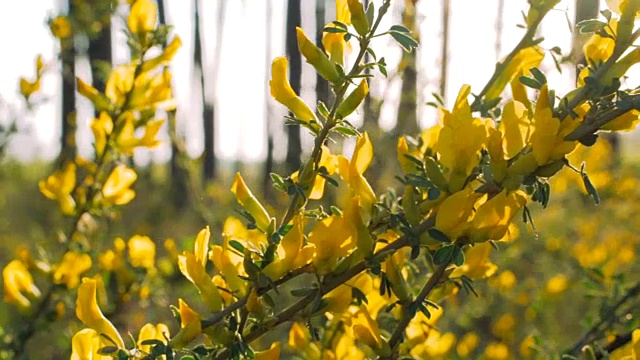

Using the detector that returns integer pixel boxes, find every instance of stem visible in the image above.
[278,0,390,230]
[386,260,450,353]
[565,281,640,356]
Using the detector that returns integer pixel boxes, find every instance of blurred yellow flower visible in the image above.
[137,323,169,355]
[545,274,568,294]
[483,342,510,360]
[435,186,482,240]
[2,260,41,310]
[457,332,480,357]
[170,299,202,348]
[609,328,640,360]
[53,251,92,289]
[128,235,155,269]
[255,342,281,360]
[39,162,76,215]
[50,15,72,39]
[348,306,384,350]
[102,164,137,206]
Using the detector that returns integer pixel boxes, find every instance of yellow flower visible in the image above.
[337,132,376,217]
[178,227,223,312]
[77,78,111,111]
[484,46,544,101]
[70,328,109,360]
[437,85,490,191]
[297,27,342,84]
[519,335,535,358]
[322,0,352,65]
[471,190,528,242]
[128,235,155,269]
[105,65,135,108]
[457,332,480,357]
[117,118,165,154]
[324,273,371,313]
[39,162,76,215]
[498,101,530,158]
[435,186,483,240]
[308,214,355,274]
[269,57,317,124]
[76,277,124,348]
[102,164,137,206]
[255,342,281,360]
[52,251,92,289]
[128,68,176,110]
[50,15,72,39]
[583,19,616,66]
[348,306,384,350]
[492,313,516,341]
[291,145,339,200]
[262,215,308,280]
[170,299,202,348]
[128,0,157,34]
[141,36,182,73]
[90,112,114,157]
[609,328,640,360]
[451,242,498,280]
[530,85,579,165]
[2,260,41,310]
[545,274,568,294]
[289,322,311,351]
[483,342,510,360]
[19,77,40,100]
[137,323,169,355]
[231,173,272,232]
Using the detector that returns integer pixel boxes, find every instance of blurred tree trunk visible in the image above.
[285,0,302,173]
[495,0,504,58]
[59,0,76,166]
[158,0,189,209]
[195,0,218,182]
[395,0,419,136]
[572,0,619,161]
[439,0,450,100]
[87,13,111,95]
[315,0,329,106]
[263,0,275,199]
[361,0,379,134]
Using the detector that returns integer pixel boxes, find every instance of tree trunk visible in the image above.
[59,0,76,166]
[395,0,419,136]
[87,14,111,95]
[194,0,217,182]
[315,0,329,106]
[263,0,275,199]
[439,0,450,100]
[285,0,303,173]
[158,0,189,209]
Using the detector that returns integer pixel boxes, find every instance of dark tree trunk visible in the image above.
[285,0,302,173]
[158,0,189,209]
[395,0,419,136]
[59,0,77,166]
[315,0,329,106]
[87,15,111,95]
[194,0,217,181]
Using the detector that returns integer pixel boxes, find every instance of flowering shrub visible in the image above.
[3,0,640,359]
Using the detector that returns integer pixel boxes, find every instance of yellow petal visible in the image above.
[53,252,92,288]
[70,329,104,360]
[76,278,124,348]
[231,173,271,232]
[137,323,169,354]
[352,132,373,175]
[255,342,281,360]
[269,57,317,123]
[2,260,41,310]
[297,27,342,84]
[127,235,155,269]
[128,0,158,34]
[102,165,137,205]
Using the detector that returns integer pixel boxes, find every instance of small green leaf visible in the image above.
[352,287,368,305]
[519,75,541,89]
[576,19,606,34]
[390,24,411,33]
[529,67,547,85]
[365,3,375,26]
[390,31,419,52]
[228,240,246,254]
[97,346,118,355]
[427,228,451,243]
[332,21,348,29]
[581,168,600,205]
[323,26,347,33]
[452,246,465,267]
[433,245,454,265]
[318,172,339,187]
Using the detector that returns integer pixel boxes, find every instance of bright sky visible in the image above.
[0,0,633,164]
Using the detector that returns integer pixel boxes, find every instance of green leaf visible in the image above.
[366,47,377,60]
[141,339,165,346]
[390,31,418,52]
[97,346,118,355]
[318,172,339,187]
[323,26,347,33]
[427,228,451,243]
[529,67,547,85]
[366,3,375,26]
[581,166,600,205]
[427,187,441,201]
[332,21,348,29]
[390,24,411,33]
[576,19,606,34]
[352,287,368,305]
[228,240,246,254]
[334,124,360,137]
[519,75,542,89]
[317,101,330,119]
[433,245,454,265]
[452,246,465,266]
